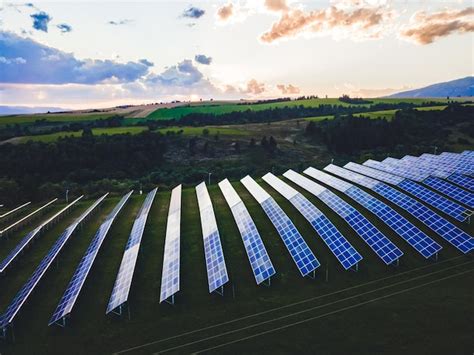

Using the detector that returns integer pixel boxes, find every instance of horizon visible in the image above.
[1,0,473,110]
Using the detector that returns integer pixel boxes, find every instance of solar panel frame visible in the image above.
[159,185,182,303]
[262,173,362,270]
[0,194,107,334]
[106,188,157,315]
[241,175,320,277]
[196,182,229,293]
[343,163,474,254]
[0,196,84,274]
[287,169,405,264]
[49,191,133,326]
[218,179,275,284]
[322,164,442,258]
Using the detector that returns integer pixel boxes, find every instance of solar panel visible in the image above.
[379,157,474,208]
[49,191,133,326]
[0,194,107,337]
[0,196,83,274]
[0,202,31,220]
[286,169,404,265]
[159,185,182,303]
[447,173,474,192]
[362,160,470,222]
[344,162,474,254]
[262,173,362,270]
[196,182,229,294]
[321,165,441,259]
[419,153,473,176]
[241,175,320,277]
[218,179,276,284]
[106,188,157,315]
[0,198,57,238]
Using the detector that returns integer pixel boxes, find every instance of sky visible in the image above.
[0,0,473,109]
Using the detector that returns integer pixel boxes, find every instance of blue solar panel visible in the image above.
[344,163,474,254]
[263,173,362,270]
[159,185,182,303]
[0,194,107,336]
[49,191,133,326]
[106,189,157,315]
[419,153,473,176]
[196,182,229,293]
[287,169,404,265]
[423,176,474,208]
[447,173,474,192]
[322,165,441,259]
[0,196,83,274]
[219,179,275,284]
[241,176,320,277]
[363,160,470,222]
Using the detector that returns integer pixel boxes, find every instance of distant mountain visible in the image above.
[388,76,474,98]
[0,106,67,116]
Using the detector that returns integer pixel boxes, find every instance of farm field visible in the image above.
[0,112,119,127]
[0,173,472,354]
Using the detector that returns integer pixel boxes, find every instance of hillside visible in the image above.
[389,77,474,98]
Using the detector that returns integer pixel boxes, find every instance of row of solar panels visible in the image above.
[0,151,472,336]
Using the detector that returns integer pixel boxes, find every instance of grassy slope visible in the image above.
[0,179,472,354]
[18,126,149,143]
[146,98,455,120]
[0,113,117,126]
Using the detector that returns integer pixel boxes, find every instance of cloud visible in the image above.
[0,56,27,65]
[264,0,289,12]
[182,6,205,19]
[400,7,474,45]
[0,31,152,84]
[244,79,265,94]
[260,2,394,43]
[194,54,212,65]
[146,59,205,87]
[139,59,154,67]
[277,84,300,94]
[217,3,234,21]
[108,19,133,26]
[30,11,51,32]
[57,23,72,33]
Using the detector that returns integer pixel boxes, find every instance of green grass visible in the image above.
[18,126,149,143]
[0,182,472,354]
[0,113,118,126]
[155,126,248,136]
[146,98,457,120]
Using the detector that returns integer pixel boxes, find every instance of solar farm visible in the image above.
[0,151,473,354]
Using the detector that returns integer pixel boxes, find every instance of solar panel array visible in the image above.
[0,199,57,238]
[0,194,107,335]
[262,173,362,270]
[219,179,276,284]
[420,153,473,176]
[196,182,229,293]
[160,185,182,303]
[106,188,157,315]
[363,160,470,222]
[322,165,441,258]
[344,162,474,254]
[285,169,404,265]
[447,173,474,192]
[0,202,31,220]
[0,196,84,274]
[241,175,320,277]
[380,158,474,208]
[49,191,133,326]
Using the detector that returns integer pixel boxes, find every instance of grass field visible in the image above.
[17,126,149,143]
[0,113,118,126]
[0,174,472,354]
[14,125,247,143]
[145,98,456,120]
